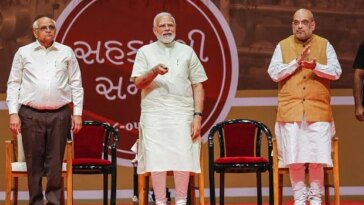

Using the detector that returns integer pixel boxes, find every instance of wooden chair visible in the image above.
[5,138,73,205]
[137,144,205,205]
[208,119,274,205]
[272,137,340,205]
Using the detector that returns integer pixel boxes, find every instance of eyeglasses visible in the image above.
[37,25,56,32]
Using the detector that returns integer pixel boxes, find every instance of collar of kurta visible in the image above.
[33,40,59,51]
[293,34,315,47]
[156,40,176,48]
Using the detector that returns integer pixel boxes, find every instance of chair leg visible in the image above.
[111,168,117,205]
[138,174,149,205]
[273,169,279,205]
[332,138,340,205]
[256,172,262,205]
[145,176,149,204]
[269,169,274,205]
[5,174,11,205]
[67,173,73,205]
[219,173,224,205]
[133,166,139,202]
[333,168,340,205]
[65,141,73,205]
[269,138,282,205]
[5,140,12,205]
[208,168,216,205]
[278,173,283,205]
[14,177,19,205]
[60,178,65,205]
[187,179,192,205]
[324,172,330,205]
[190,175,196,205]
[198,145,205,205]
[198,172,205,205]
[103,173,108,205]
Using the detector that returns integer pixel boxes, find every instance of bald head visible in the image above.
[293,9,314,22]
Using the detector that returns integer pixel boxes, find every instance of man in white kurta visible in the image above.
[131,12,207,205]
[267,9,341,205]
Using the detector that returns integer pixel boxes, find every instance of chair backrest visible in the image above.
[223,123,256,157]
[208,119,273,158]
[73,121,119,160]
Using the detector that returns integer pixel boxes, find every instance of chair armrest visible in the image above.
[272,138,280,172]
[5,140,15,160]
[107,129,119,164]
[257,121,274,165]
[65,140,72,173]
[332,137,339,169]
[5,140,15,144]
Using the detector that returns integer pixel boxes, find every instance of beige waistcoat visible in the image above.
[277,34,333,122]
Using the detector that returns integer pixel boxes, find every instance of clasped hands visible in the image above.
[297,45,316,70]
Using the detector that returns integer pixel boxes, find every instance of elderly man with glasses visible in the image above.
[6,15,83,205]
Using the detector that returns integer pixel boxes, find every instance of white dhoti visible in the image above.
[275,118,335,167]
[137,112,201,174]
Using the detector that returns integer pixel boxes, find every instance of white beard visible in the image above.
[157,33,176,44]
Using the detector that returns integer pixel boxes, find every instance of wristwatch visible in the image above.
[193,112,203,117]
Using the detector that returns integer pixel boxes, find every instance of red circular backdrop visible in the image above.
[56,0,238,166]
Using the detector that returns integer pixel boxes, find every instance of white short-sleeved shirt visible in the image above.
[7,41,83,115]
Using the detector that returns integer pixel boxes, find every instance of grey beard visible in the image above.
[157,34,175,44]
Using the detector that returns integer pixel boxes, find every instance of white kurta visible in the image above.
[268,43,341,167]
[131,41,207,174]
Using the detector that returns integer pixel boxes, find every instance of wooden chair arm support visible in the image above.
[65,140,72,172]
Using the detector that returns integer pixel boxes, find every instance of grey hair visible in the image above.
[32,16,56,29]
[153,12,176,27]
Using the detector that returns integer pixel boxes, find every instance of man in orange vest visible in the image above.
[268,8,342,205]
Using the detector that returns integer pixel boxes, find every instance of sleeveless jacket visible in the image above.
[277,34,333,122]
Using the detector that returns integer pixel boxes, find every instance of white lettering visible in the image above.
[105,41,125,65]
[74,41,105,64]
[72,29,209,66]
[95,76,138,101]
[127,40,144,63]
[188,29,208,62]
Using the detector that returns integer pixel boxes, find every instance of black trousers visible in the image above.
[19,105,71,205]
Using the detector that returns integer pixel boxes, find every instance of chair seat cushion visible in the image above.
[12,162,68,172]
[73,158,111,166]
[215,156,268,164]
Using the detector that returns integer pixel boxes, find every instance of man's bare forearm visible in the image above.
[134,68,157,89]
[192,83,205,113]
[134,64,168,89]
[353,69,364,108]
